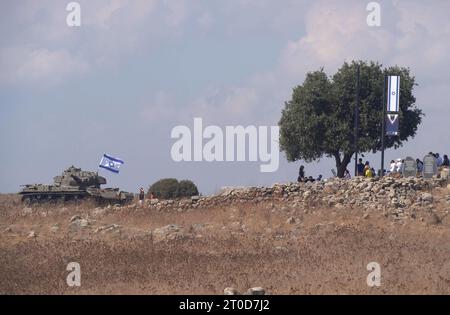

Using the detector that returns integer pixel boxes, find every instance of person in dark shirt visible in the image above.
[416,159,424,173]
[357,158,365,176]
[298,165,305,182]
[139,187,145,207]
[443,155,450,167]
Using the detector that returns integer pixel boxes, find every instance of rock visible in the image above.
[153,224,180,235]
[224,287,239,295]
[69,215,82,222]
[94,224,120,233]
[92,208,106,216]
[69,216,89,229]
[50,225,59,233]
[275,246,288,253]
[3,227,12,233]
[440,168,450,181]
[246,287,265,295]
[152,224,190,242]
[22,207,32,215]
[286,217,296,224]
[27,231,36,238]
[421,193,433,203]
[191,195,200,202]
[363,213,369,219]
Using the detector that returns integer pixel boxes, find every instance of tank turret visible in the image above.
[52,165,107,188]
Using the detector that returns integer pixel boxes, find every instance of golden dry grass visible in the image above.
[1,192,450,294]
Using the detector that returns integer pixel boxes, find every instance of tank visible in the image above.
[19,166,134,205]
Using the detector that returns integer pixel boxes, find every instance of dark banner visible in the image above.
[386,113,399,136]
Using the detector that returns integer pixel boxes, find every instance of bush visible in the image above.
[148,178,199,199]
[148,178,179,199]
[178,180,199,197]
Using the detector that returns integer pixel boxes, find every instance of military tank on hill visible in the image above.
[19,166,134,205]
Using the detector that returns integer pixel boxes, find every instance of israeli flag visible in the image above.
[99,154,124,173]
[387,76,400,113]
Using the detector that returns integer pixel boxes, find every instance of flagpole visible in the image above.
[354,65,360,177]
[381,74,387,177]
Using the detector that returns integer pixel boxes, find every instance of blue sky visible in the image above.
[1,0,450,194]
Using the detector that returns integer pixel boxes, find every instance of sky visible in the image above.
[1,0,449,195]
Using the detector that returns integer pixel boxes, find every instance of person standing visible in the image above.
[395,158,403,173]
[436,153,443,167]
[442,155,450,167]
[357,158,365,176]
[416,158,424,173]
[364,161,373,177]
[139,187,145,207]
[298,165,306,182]
[389,160,396,173]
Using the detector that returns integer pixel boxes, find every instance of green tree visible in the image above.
[178,180,199,197]
[148,178,200,199]
[279,61,423,178]
[148,178,179,199]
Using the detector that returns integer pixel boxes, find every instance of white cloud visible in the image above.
[0,46,89,86]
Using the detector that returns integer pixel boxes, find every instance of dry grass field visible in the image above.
[1,192,450,295]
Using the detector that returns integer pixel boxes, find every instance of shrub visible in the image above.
[178,180,199,197]
[148,178,200,199]
[148,178,179,199]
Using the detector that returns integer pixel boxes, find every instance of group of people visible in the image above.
[356,158,376,178]
[390,152,449,174]
[422,152,449,168]
[296,151,449,183]
[297,165,323,183]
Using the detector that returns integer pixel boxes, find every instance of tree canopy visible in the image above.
[278,60,423,177]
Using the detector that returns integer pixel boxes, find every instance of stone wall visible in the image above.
[140,176,449,219]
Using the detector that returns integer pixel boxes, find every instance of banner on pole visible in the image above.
[387,76,400,112]
[386,113,399,136]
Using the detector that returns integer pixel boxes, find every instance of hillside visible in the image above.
[1,176,450,294]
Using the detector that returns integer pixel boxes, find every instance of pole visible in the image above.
[354,65,360,176]
[381,75,387,177]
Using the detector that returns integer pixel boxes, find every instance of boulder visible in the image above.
[421,193,433,204]
[246,287,265,295]
[286,217,296,224]
[224,287,239,295]
[22,207,32,215]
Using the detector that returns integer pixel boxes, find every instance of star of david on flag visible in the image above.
[99,154,124,173]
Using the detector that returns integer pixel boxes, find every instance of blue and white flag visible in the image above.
[99,154,124,173]
[387,75,400,113]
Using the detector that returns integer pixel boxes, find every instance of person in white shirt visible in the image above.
[395,158,403,173]
[389,160,396,173]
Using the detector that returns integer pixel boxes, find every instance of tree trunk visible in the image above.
[334,152,353,178]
